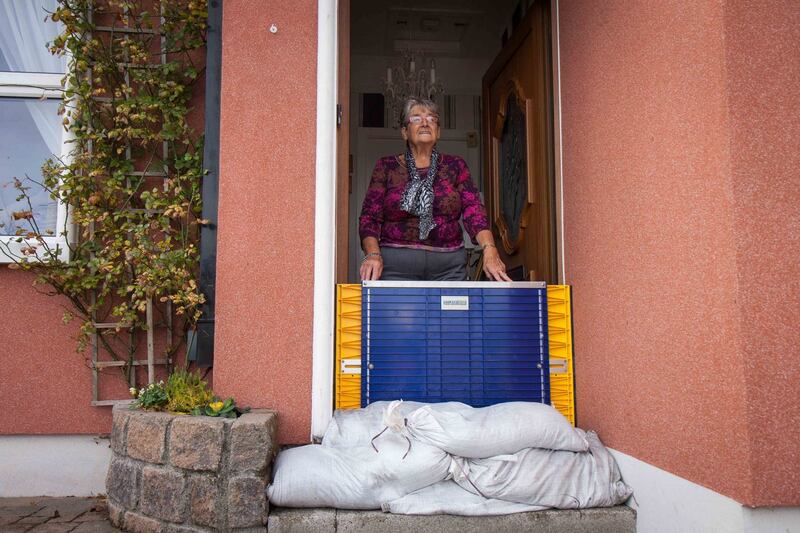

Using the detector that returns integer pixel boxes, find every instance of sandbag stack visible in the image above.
[267,401,633,515]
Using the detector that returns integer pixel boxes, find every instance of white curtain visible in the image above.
[0,0,65,155]
[0,1,65,234]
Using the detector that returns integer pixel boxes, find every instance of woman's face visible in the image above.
[401,105,441,149]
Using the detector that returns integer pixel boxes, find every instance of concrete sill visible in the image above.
[268,505,636,533]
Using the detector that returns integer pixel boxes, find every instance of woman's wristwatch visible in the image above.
[361,252,381,263]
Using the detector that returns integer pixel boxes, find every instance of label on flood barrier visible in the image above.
[441,295,469,311]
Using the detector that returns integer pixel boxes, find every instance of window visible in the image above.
[0,0,70,262]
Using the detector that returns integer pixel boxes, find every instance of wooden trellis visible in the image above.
[86,2,173,405]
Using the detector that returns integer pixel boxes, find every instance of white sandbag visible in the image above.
[322,400,466,448]
[382,480,547,516]
[451,430,632,509]
[321,401,423,447]
[402,401,589,457]
[267,431,450,509]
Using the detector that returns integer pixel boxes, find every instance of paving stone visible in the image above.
[0,497,47,505]
[1,515,24,526]
[40,497,97,523]
[105,457,140,509]
[17,515,49,525]
[168,417,225,472]
[27,523,79,532]
[0,503,44,517]
[111,407,133,456]
[0,524,36,532]
[74,511,108,522]
[32,507,61,518]
[227,476,266,528]
[121,511,162,533]
[139,466,187,523]
[126,412,171,464]
[267,508,336,533]
[0,498,120,533]
[229,411,278,474]
[71,521,122,532]
[188,475,218,529]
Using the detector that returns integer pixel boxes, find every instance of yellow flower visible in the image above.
[209,401,224,412]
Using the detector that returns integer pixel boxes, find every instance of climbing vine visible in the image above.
[3,0,208,379]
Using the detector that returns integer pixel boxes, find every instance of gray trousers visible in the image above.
[380,246,467,281]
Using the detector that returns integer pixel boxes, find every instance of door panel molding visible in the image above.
[491,79,537,255]
[482,0,556,283]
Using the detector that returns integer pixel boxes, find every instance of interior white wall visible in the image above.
[350,54,496,95]
[0,436,111,497]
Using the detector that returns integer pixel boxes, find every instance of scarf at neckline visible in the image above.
[400,148,440,241]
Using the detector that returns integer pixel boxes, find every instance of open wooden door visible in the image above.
[336,0,351,284]
[482,0,556,283]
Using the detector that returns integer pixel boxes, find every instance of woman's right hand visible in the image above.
[360,254,383,281]
[482,246,512,281]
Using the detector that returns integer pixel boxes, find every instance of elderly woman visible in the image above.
[359,97,511,282]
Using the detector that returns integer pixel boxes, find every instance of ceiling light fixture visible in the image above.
[383,50,444,128]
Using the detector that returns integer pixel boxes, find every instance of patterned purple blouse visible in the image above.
[359,154,489,251]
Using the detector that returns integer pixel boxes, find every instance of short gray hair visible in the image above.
[399,97,439,127]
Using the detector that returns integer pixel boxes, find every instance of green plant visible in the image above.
[164,369,213,413]
[130,372,248,417]
[193,397,249,419]
[131,381,168,410]
[1,0,208,385]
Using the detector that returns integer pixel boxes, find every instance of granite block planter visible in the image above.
[107,405,278,532]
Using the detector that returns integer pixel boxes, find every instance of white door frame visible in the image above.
[311,0,338,439]
[552,0,566,283]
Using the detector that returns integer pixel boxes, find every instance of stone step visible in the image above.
[268,506,636,533]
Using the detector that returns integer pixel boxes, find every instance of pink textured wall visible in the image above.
[559,0,799,506]
[723,0,800,506]
[0,271,111,434]
[214,0,318,443]
[559,0,745,500]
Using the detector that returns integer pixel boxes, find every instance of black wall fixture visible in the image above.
[193,0,222,367]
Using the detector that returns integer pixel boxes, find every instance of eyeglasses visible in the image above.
[406,114,439,126]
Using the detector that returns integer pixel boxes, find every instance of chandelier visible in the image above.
[383,51,444,128]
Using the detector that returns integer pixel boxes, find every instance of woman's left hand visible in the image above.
[482,247,512,281]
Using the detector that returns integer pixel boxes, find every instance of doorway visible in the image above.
[338,0,560,284]
[316,0,563,437]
